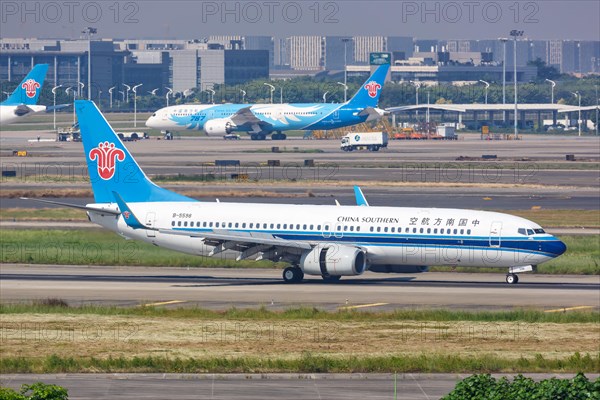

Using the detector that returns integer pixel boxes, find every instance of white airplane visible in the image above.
[25,100,567,284]
[0,64,50,126]
[145,65,389,140]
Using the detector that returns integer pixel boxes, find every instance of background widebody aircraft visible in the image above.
[146,64,390,140]
[0,64,51,126]
[24,100,567,284]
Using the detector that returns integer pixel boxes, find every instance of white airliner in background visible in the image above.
[145,65,389,140]
[0,64,50,126]
[25,100,567,284]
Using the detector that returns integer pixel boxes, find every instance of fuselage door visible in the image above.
[489,221,502,247]
[145,212,156,237]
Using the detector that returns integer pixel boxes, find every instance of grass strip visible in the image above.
[1,304,598,324]
[1,353,597,374]
[1,229,597,274]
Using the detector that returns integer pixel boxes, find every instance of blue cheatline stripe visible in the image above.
[167,228,560,257]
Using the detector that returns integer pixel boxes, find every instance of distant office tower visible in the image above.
[244,36,274,67]
[579,41,600,73]
[273,37,290,68]
[323,37,354,70]
[289,36,323,70]
[353,36,386,64]
[548,40,563,70]
[386,36,413,60]
[528,40,549,64]
[446,40,471,53]
[414,39,439,53]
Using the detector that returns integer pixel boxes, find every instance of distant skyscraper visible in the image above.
[273,37,290,68]
[289,36,323,70]
[548,40,563,70]
[579,41,600,73]
[244,36,274,67]
[323,37,354,70]
[386,36,413,60]
[353,36,386,64]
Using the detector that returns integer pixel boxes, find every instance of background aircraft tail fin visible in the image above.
[345,64,390,109]
[75,100,195,204]
[2,64,49,106]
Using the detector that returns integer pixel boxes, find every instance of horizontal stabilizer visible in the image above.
[20,197,120,215]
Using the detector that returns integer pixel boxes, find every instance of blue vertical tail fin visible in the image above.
[75,100,195,204]
[2,64,49,106]
[345,64,390,109]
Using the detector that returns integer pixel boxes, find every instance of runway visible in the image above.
[2,373,597,400]
[2,265,598,311]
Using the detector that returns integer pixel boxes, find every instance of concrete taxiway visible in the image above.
[2,373,598,400]
[1,265,598,311]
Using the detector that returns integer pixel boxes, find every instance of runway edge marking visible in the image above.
[140,300,187,307]
[338,302,389,310]
[544,305,595,313]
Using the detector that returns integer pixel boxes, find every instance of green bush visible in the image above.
[443,373,600,400]
[0,383,68,400]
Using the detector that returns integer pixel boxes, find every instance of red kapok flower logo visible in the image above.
[364,81,381,98]
[88,141,126,180]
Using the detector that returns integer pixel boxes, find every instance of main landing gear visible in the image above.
[271,132,287,140]
[283,266,304,283]
[505,273,519,284]
[250,133,267,140]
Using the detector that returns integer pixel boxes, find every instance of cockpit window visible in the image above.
[527,229,534,236]
[518,228,527,235]
[152,113,156,117]
[534,228,545,234]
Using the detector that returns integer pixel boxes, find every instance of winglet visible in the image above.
[353,186,369,206]
[112,191,146,229]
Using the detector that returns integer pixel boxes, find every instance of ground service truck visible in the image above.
[340,132,388,152]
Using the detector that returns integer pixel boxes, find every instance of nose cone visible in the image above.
[543,238,567,257]
[145,115,155,128]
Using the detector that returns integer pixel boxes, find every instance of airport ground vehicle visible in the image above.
[341,132,388,151]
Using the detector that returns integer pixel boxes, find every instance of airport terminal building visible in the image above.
[0,38,269,99]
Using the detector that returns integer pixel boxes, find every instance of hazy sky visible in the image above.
[1,0,599,40]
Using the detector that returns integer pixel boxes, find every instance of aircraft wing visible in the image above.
[159,227,312,255]
[229,106,273,132]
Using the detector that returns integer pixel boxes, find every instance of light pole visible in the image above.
[66,87,76,125]
[123,83,131,106]
[240,89,246,103]
[118,91,125,108]
[499,38,508,104]
[97,90,102,109]
[510,30,524,137]
[165,87,173,107]
[132,84,142,128]
[410,80,421,120]
[51,85,62,131]
[545,79,556,104]
[2,91,10,100]
[108,86,115,109]
[572,91,582,137]
[263,83,275,104]
[336,82,348,103]
[322,91,329,103]
[479,80,490,104]
[78,81,85,98]
[204,88,215,104]
[341,38,351,103]
[82,27,96,100]
[148,88,158,96]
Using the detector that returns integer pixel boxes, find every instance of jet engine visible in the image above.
[203,118,235,135]
[300,244,367,276]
